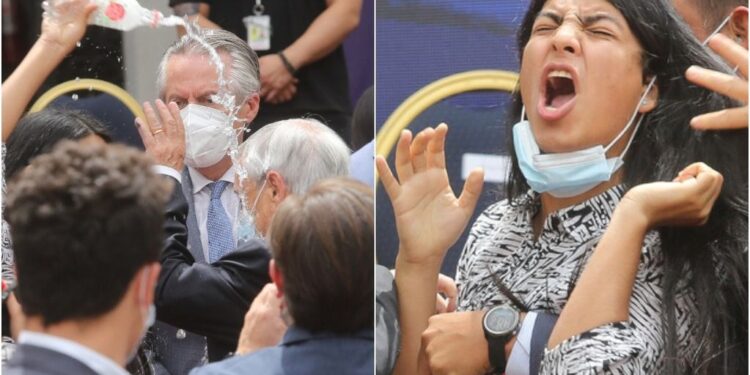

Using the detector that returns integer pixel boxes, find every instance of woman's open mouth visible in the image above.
[537,65,578,121]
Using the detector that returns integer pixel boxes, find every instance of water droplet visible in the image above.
[117,56,122,63]
[87,86,93,91]
[176,329,186,339]
[76,41,81,48]
[71,94,79,101]
[74,77,80,81]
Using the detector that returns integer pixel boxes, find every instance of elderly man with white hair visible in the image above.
[134,107,351,362]
[235,118,351,236]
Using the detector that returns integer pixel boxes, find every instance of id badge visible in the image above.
[243,15,271,51]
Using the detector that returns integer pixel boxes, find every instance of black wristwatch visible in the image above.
[482,305,521,374]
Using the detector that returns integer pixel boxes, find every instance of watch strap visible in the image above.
[486,334,508,374]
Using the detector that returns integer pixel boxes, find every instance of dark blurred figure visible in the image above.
[351,85,373,150]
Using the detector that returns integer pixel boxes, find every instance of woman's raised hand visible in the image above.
[376,123,484,265]
[40,0,98,53]
[686,34,748,130]
[621,162,724,229]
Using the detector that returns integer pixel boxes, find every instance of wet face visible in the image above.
[163,52,252,134]
[240,177,274,236]
[519,0,656,155]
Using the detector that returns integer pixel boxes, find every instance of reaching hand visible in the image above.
[376,124,484,265]
[235,284,288,355]
[418,311,490,375]
[686,33,748,130]
[40,0,98,52]
[621,162,723,229]
[435,273,458,314]
[259,54,299,104]
[135,100,186,171]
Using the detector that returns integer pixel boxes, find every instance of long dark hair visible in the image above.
[505,1,747,373]
[4,109,112,181]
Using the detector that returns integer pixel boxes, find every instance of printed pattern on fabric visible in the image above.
[456,186,699,374]
[207,180,234,263]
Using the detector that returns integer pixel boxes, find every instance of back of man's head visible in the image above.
[5,142,171,326]
[156,28,260,103]
[268,177,373,333]
[238,118,350,195]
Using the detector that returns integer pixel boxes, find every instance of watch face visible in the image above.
[484,306,519,336]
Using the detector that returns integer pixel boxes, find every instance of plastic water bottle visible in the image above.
[87,0,183,31]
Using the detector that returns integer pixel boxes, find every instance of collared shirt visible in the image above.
[17,331,129,375]
[188,166,241,262]
[506,311,538,374]
[456,186,699,374]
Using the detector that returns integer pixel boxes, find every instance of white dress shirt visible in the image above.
[18,331,129,375]
[187,166,241,262]
[506,311,538,375]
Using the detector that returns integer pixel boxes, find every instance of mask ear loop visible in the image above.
[604,76,657,156]
[703,14,733,47]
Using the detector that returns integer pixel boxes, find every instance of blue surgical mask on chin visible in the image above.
[512,77,656,198]
[237,177,268,242]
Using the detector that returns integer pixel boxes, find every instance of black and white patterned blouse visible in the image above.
[456,185,698,374]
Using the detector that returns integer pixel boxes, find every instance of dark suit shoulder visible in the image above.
[190,333,373,375]
[4,344,99,375]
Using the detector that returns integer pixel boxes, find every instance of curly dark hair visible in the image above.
[5,141,172,326]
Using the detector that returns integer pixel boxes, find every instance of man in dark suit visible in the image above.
[3,142,172,375]
[149,28,262,374]
[134,100,352,362]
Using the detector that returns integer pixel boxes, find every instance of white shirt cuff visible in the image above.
[505,311,538,375]
[153,165,181,183]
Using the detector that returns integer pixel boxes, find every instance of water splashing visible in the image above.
[181,20,259,241]
[71,94,79,101]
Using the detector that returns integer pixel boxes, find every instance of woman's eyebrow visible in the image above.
[581,13,623,30]
[537,11,563,24]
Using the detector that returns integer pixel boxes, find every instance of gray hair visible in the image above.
[156,29,260,103]
[239,119,351,195]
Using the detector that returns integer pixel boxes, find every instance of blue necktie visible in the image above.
[207,181,234,263]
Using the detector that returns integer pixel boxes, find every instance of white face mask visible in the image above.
[180,104,234,168]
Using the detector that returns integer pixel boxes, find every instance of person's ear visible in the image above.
[134,263,161,308]
[266,171,288,203]
[269,260,284,296]
[239,93,261,125]
[728,6,748,48]
[638,80,659,113]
